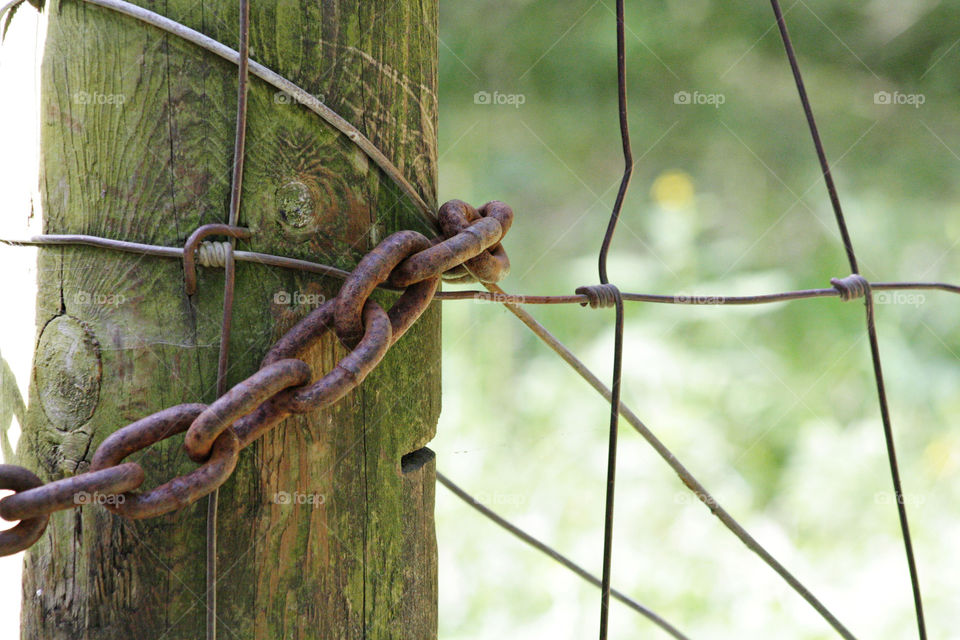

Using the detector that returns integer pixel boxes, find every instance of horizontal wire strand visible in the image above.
[5,235,958,304]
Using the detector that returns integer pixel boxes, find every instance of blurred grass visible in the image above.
[433,1,960,638]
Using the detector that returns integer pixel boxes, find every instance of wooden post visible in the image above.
[19,0,439,637]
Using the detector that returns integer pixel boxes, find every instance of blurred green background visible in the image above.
[433,1,960,638]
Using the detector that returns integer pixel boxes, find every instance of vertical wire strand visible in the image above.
[207,2,250,639]
[768,2,925,637]
[768,0,856,274]
[598,0,634,286]
[597,1,632,637]
[864,292,926,638]
[597,295,623,640]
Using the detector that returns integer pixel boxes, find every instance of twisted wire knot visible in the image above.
[196,241,231,268]
[830,274,870,301]
[182,224,251,295]
[575,284,621,309]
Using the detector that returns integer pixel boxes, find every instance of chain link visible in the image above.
[426,200,513,285]
[0,465,50,556]
[0,200,512,554]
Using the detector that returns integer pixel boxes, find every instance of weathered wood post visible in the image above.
[19,0,439,637]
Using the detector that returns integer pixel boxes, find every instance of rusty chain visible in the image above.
[0,199,513,555]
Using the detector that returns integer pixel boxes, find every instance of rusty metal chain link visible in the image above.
[432,200,513,285]
[0,200,512,555]
[0,466,51,556]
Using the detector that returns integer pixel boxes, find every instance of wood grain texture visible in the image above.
[19,0,439,637]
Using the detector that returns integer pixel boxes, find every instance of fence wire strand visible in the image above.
[204,2,251,639]
[769,1,925,636]
[6,235,959,303]
[594,0,632,637]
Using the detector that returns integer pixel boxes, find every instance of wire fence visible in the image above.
[1,0,956,638]
[450,2,934,637]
